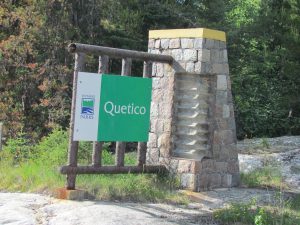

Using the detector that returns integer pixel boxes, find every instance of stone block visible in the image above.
[191,161,202,173]
[161,49,171,56]
[212,144,221,158]
[216,162,228,172]
[148,39,155,49]
[169,38,181,48]
[227,161,240,173]
[213,63,225,74]
[150,101,159,117]
[171,49,183,61]
[213,130,234,146]
[152,77,161,89]
[157,119,165,133]
[210,173,222,188]
[201,159,215,170]
[155,39,161,49]
[53,188,88,200]
[231,173,241,186]
[156,63,164,77]
[148,49,159,54]
[219,41,226,49]
[217,145,238,161]
[215,118,236,130]
[186,62,195,72]
[152,88,164,101]
[177,160,193,173]
[181,38,194,48]
[217,75,227,90]
[224,63,229,74]
[196,174,210,191]
[183,49,197,61]
[163,119,172,132]
[147,132,157,148]
[158,133,170,148]
[169,158,179,172]
[216,90,228,104]
[198,49,210,62]
[195,62,204,73]
[223,104,230,118]
[228,147,238,161]
[211,49,222,63]
[150,118,164,133]
[164,63,173,73]
[204,63,213,73]
[146,147,159,163]
[160,39,170,49]
[222,174,232,187]
[222,50,228,62]
[215,104,223,118]
[159,104,172,119]
[194,38,204,49]
[158,132,172,156]
[204,39,215,49]
[150,118,157,132]
[151,63,157,77]
[180,173,195,189]
[214,40,220,49]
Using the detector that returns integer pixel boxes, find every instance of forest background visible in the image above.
[1,0,300,141]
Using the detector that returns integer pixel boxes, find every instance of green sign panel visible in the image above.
[74,72,152,142]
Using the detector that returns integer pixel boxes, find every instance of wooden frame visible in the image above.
[63,43,172,190]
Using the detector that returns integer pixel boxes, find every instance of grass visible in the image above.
[0,128,188,204]
[214,196,300,225]
[240,166,288,190]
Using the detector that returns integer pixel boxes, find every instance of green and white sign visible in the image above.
[73,72,152,142]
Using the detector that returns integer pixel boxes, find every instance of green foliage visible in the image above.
[214,197,300,225]
[0,129,187,203]
[214,199,257,224]
[254,208,268,225]
[227,0,300,138]
[1,0,300,139]
[34,128,68,166]
[3,130,33,163]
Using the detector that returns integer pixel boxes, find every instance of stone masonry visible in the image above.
[147,28,240,191]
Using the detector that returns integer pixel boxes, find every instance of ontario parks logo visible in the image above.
[80,95,95,119]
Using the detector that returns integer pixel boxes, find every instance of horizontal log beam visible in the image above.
[60,165,167,175]
[68,43,173,64]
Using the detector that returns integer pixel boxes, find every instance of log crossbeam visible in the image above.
[61,165,166,175]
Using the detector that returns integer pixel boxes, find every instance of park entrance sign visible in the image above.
[73,72,152,142]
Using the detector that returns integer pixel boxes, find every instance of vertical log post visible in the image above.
[92,55,109,167]
[115,58,132,167]
[66,53,86,190]
[137,61,152,166]
[0,122,3,151]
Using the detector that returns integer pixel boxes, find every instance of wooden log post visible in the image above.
[66,53,86,190]
[68,43,173,64]
[115,58,132,167]
[92,55,109,167]
[137,62,152,166]
[0,122,3,151]
[61,165,167,175]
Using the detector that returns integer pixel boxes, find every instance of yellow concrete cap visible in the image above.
[149,28,226,42]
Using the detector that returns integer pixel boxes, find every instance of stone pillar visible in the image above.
[147,28,240,191]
